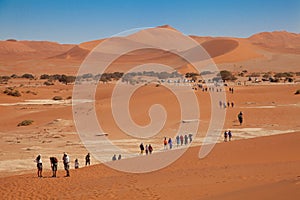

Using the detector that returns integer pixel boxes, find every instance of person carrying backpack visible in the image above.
[50,157,58,177]
[140,143,145,155]
[85,153,90,166]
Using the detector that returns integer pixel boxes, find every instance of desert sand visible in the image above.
[0,79,299,199]
[0,26,300,199]
[1,27,300,75]
[0,132,299,200]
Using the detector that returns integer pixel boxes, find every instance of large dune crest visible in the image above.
[249,31,300,53]
[1,26,300,74]
[0,40,74,54]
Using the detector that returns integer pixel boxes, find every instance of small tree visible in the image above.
[220,70,236,81]
[59,75,76,85]
[40,74,50,79]
[21,73,34,79]
[18,120,33,126]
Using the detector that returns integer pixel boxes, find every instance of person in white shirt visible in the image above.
[35,154,43,178]
[62,152,70,177]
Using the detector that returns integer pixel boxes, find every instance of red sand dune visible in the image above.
[1,25,300,75]
[249,31,300,54]
[0,25,300,199]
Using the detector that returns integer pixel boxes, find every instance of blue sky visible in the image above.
[0,0,299,44]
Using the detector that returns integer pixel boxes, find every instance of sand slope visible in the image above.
[0,132,299,199]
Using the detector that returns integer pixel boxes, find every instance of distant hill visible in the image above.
[249,31,300,53]
[0,40,74,55]
[0,25,299,75]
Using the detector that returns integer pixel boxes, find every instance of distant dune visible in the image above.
[0,25,300,75]
[249,31,300,53]
[0,40,74,55]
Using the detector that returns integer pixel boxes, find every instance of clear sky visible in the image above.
[0,0,299,44]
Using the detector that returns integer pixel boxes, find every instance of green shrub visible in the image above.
[274,72,293,78]
[0,76,10,83]
[247,72,260,77]
[10,74,19,78]
[11,90,21,97]
[3,87,21,97]
[44,81,54,86]
[18,120,34,126]
[25,90,37,95]
[40,74,50,79]
[21,73,34,79]
[53,96,63,101]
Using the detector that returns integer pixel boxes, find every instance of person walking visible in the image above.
[224,130,228,142]
[180,135,184,145]
[163,137,168,150]
[50,157,58,177]
[145,144,149,155]
[228,130,232,141]
[176,135,180,147]
[168,138,173,149]
[188,133,193,143]
[85,153,91,166]
[62,153,70,177]
[35,154,43,178]
[140,143,145,154]
[184,135,188,145]
[74,158,79,169]
[238,111,243,125]
[148,144,153,154]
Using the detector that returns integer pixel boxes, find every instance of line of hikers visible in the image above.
[34,152,91,178]
[219,100,234,108]
[163,134,193,150]
[139,143,153,155]
[139,134,193,155]
[224,130,233,142]
[112,154,122,161]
